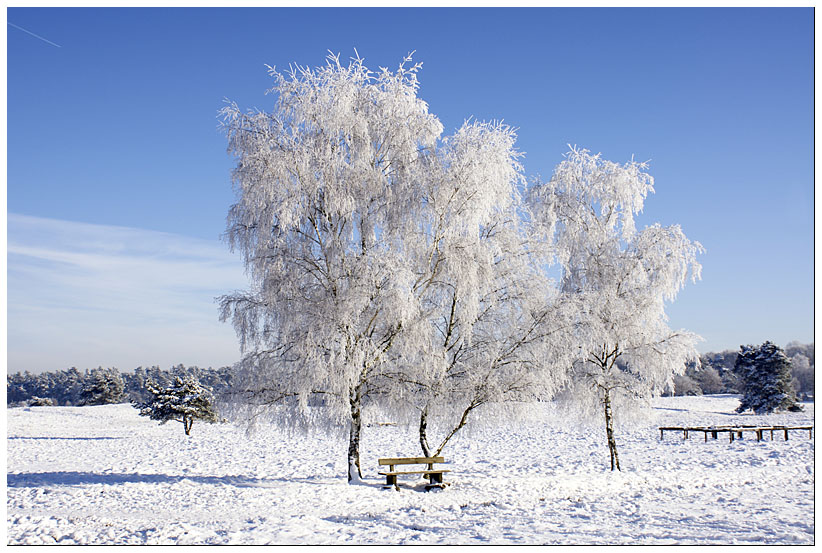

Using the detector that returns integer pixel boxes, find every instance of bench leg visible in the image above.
[385,474,398,488]
[424,471,446,491]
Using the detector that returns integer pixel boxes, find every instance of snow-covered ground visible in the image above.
[6,395,814,545]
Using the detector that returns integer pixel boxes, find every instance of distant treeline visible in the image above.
[7,341,815,406]
[673,341,814,399]
[7,365,234,407]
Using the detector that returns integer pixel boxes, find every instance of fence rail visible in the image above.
[659,425,813,442]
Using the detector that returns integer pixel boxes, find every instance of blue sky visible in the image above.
[7,7,814,372]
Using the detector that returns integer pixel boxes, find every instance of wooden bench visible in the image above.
[378,456,450,490]
[660,425,813,442]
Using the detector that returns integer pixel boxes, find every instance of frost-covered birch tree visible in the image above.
[528,147,703,471]
[344,119,575,459]
[403,121,541,457]
[218,51,576,480]
[407,139,574,457]
[219,53,444,483]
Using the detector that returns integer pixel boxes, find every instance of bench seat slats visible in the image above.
[379,456,444,465]
[379,470,451,476]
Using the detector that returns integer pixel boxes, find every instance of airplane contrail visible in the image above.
[8,22,62,48]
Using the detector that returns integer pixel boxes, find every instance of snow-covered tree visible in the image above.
[415,131,574,451]
[673,370,702,396]
[79,367,125,406]
[785,345,814,399]
[135,376,219,435]
[733,341,801,414]
[689,363,724,395]
[219,52,447,483]
[51,368,84,406]
[528,147,703,471]
[218,52,577,480]
[788,353,813,399]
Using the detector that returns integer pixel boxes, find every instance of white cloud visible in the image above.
[7,213,249,373]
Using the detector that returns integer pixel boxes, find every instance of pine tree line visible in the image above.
[7,365,234,407]
[9,342,812,406]
[672,341,814,399]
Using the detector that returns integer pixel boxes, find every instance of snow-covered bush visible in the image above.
[134,376,219,435]
[734,341,801,414]
[673,374,702,396]
[27,396,55,407]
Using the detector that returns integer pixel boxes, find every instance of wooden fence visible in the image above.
[659,425,813,443]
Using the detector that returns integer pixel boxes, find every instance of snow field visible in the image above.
[6,395,814,544]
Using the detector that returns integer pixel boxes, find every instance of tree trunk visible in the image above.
[347,385,363,483]
[603,388,620,471]
[418,401,476,458]
[184,416,192,436]
[419,406,432,458]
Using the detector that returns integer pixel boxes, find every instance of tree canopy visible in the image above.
[734,341,801,414]
[527,147,704,470]
[219,53,705,479]
[135,376,220,435]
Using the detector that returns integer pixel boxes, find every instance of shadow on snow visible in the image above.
[8,436,122,441]
[6,471,335,488]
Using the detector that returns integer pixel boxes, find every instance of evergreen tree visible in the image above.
[7,372,31,405]
[79,368,125,406]
[60,368,86,406]
[134,376,219,435]
[734,341,801,414]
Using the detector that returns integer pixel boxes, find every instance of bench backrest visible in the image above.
[378,456,444,466]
